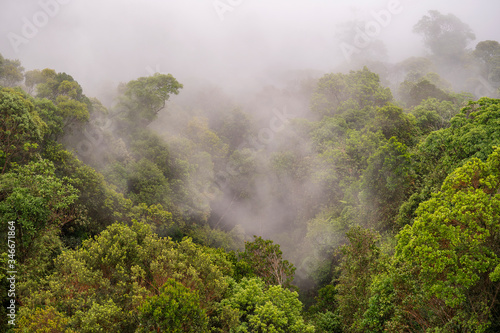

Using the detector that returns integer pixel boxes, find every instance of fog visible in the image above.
[2,0,500,288]
[2,0,500,100]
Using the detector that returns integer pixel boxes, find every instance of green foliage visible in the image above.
[218,108,251,150]
[0,159,78,253]
[311,311,343,333]
[185,116,229,168]
[24,69,46,95]
[413,10,475,59]
[43,143,134,239]
[34,98,64,140]
[335,226,381,333]
[0,88,43,173]
[399,77,453,107]
[138,278,208,333]
[410,98,460,135]
[126,158,172,206]
[372,104,416,146]
[0,55,24,87]
[360,137,413,229]
[33,70,91,131]
[72,300,123,333]
[359,273,395,333]
[16,306,74,333]
[398,97,500,226]
[303,212,350,286]
[120,73,183,124]
[309,284,338,314]
[389,147,500,332]
[238,236,296,289]
[223,277,315,333]
[6,41,500,333]
[474,40,500,84]
[310,67,392,117]
[21,222,233,332]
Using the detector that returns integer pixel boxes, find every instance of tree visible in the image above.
[238,236,296,289]
[16,306,75,333]
[410,98,459,135]
[138,279,208,333]
[31,69,91,132]
[18,222,233,332]
[0,54,24,87]
[474,40,500,84]
[120,73,183,125]
[0,88,43,174]
[397,97,500,227]
[0,159,78,256]
[399,76,453,107]
[413,10,475,60]
[310,67,392,117]
[388,147,500,332]
[360,137,413,229]
[125,158,172,207]
[222,277,315,333]
[308,285,343,333]
[373,104,417,146]
[24,69,46,95]
[335,226,381,333]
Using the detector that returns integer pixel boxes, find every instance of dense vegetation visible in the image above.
[1,10,500,332]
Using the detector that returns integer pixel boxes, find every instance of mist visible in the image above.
[1,0,499,100]
[2,0,500,292]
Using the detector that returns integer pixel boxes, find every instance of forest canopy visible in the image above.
[1,6,500,333]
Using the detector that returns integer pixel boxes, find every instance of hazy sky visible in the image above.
[1,0,499,99]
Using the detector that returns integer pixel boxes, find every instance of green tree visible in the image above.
[0,88,43,173]
[397,97,500,227]
[138,278,209,333]
[19,222,233,332]
[15,306,75,333]
[310,67,392,117]
[120,73,183,125]
[335,226,381,333]
[0,159,78,256]
[0,54,24,87]
[399,77,453,107]
[360,137,413,229]
[223,277,315,333]
[24,69,46,95]
[413,10,475,60]
[474,40,500,84]
[126,158,171,207]
[410,98,460,135]
[238,236,296,289]
[372,104,417,146]
[307,285,343,333]
[33,69,91,132]
[389,147,500,332]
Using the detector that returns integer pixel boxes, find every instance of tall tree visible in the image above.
[413,10,475,60]
[389,147,500,332]
[120,73,183,125]
[0,88,43,174]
